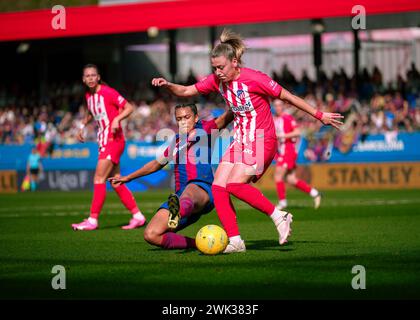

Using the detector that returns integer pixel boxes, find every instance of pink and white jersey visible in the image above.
[195,67,282,144]
[85,85,127,148]
[273,113,298,155]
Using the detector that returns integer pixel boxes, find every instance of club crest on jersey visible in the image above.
[236,89,245,100]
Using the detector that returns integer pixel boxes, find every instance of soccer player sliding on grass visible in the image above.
[72,64,146,231]
[152,29,343,253]
[109,103,234,250]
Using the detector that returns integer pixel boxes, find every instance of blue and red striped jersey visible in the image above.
[160,119,218,192]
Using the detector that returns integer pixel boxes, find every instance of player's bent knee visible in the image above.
[94,176,107,184]
[287,176,297,185]
[143,227,160,246]
[274,174,284,182]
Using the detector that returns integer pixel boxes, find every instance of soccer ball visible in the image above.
[196,225,228,255]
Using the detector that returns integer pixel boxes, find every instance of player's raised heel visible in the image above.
[314,194,322,209]
[167,193,181,229]
[275,212,293,245]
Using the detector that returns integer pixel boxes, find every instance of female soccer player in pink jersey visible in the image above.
[72,64,146,231]
[152,29,343,253]
[273,98,321,210]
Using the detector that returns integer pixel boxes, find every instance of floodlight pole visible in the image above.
[311,19,324,83]
[168,29,178,83]
[209,26,217,73]
[353,28,361,87]
[210,26,216,50]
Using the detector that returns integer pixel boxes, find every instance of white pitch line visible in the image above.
[0,198,419,219]
[1,210,145,219]
[2,198,418,213]
[0,202,163,212]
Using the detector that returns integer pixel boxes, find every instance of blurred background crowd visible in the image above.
[1,63,419,160]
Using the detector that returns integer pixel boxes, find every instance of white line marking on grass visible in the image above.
[0,199,419,219]
[0,202,163,212]
[234,198,420,210]
[0,202,164,218]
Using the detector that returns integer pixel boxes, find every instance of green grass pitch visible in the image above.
[1,189,419,300]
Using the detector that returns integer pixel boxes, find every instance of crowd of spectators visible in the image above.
[273,63,420,161]
[1,64,419,160]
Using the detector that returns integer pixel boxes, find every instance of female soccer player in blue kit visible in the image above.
[110,103,233,249]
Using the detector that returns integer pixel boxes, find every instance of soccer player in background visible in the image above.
[109,103,234,250]
[26,147,43,191]
[152,29,343,253]
[71,64,146,231]
[273,98,322,210]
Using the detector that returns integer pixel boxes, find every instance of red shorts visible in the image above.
[98,139,125,165]
[221,137,277,182]
[276,150,297,170]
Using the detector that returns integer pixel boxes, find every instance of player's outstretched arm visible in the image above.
[278,128,301,140]
[279,89,344,130]
[214,109,235,130]
[77,113,93,143]
[108,160,165,186]
[151,77,199,97]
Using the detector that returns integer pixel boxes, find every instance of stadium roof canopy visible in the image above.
[1,0,420,42]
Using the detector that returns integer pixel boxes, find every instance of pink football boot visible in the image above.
[72,219,98,231]
[121,217,146,230]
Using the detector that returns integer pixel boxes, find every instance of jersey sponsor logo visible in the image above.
[230,101,253,112]
[89,94,107,122]
[94,111,107,121]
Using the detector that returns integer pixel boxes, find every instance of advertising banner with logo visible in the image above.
[309,162,420,190]
[255,162,420,190]
[2,142,173,192]
[298,132,420,164]
[17,170,95,191]
[0,170,18,193]
[2,132,420,191]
